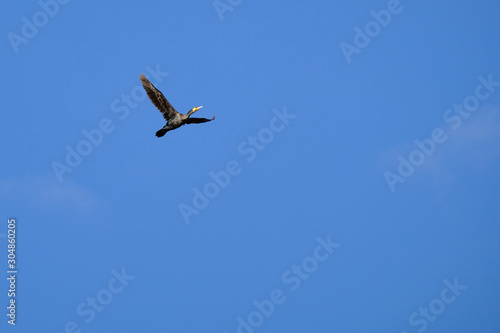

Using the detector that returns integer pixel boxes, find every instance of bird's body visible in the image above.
[139,74,214,137]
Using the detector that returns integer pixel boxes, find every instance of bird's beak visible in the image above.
[196,106,203,111]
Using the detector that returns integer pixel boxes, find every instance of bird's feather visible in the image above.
[139,74,178,121]
[185,116,215,124]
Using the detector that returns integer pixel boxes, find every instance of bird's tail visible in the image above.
[156,128,168,137]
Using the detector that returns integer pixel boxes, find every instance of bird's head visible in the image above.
[187,106,203,116]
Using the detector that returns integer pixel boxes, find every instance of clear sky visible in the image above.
[2,0,500,332]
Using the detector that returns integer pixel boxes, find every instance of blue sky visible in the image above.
[2,0,500,332]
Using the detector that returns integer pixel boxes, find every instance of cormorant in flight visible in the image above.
[140,74,214,137]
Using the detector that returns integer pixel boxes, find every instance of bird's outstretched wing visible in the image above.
[185,116,215,124]
[139,74,178,121]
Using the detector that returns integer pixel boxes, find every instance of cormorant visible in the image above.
[139,74,215,137]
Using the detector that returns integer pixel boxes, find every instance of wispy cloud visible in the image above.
[379,107,500,192]
[382,73,500,192]
[447,106,500,147]
[0,175,98,212]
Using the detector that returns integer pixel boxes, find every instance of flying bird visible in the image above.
[139,74,214,137]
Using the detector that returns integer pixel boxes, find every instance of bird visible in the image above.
[139,74,215,137]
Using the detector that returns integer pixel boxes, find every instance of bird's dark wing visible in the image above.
[185,116,215,124]
[139,74,178,121]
